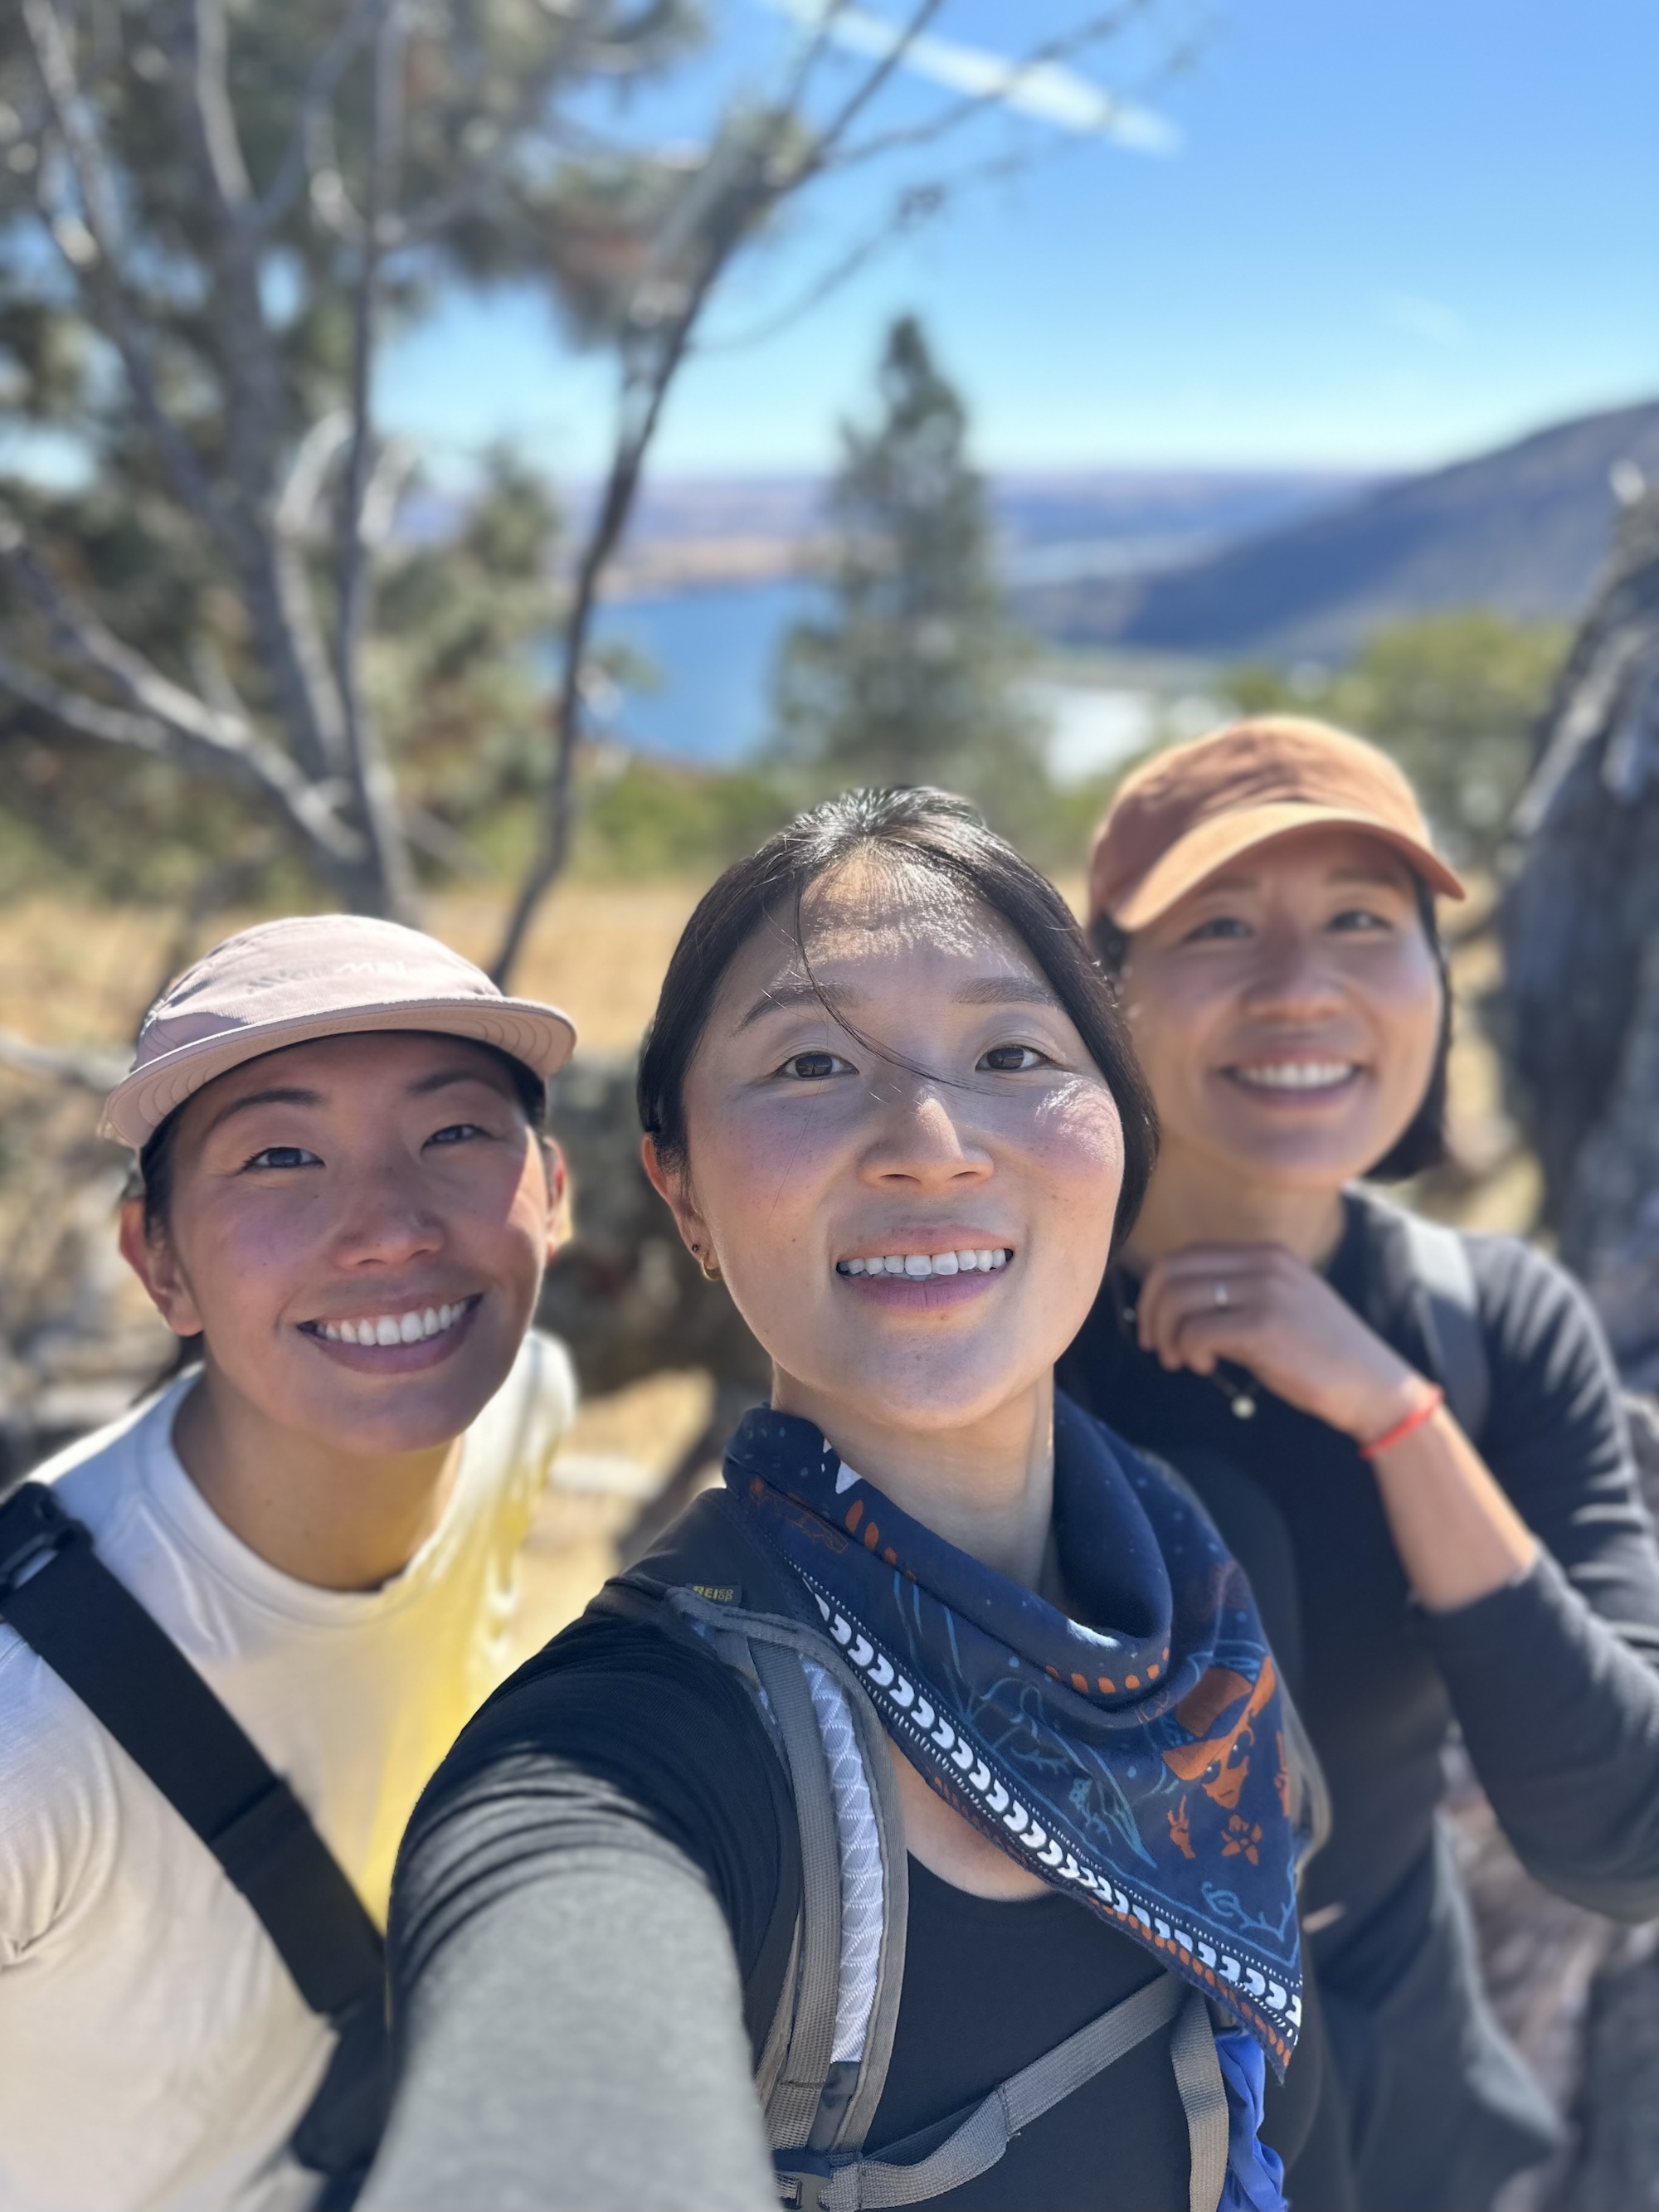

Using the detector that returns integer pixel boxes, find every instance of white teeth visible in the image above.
[315,1300,469,1347]
[1234,1061,1355,1090]
[838,1249,1011,1279]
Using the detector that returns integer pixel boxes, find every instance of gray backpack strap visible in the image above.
[781,1972,1229,2212]
[1171,1988,1231,2212]
[636,1543,1235,2212]
[1395,1209,1492,1441]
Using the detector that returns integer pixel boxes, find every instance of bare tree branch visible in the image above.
[162,0,360,801]
[490,0,950,982]
[0,518,365,866]
[20,0,221,533]
[820,2,1159,173]
[332,0,418,919]
[253,0,380,234]
[0,1029,127,1095]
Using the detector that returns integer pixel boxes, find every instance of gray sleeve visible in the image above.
[360,1771,776,2212]
[1417,1548,1659,1920]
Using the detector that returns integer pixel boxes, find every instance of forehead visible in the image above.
[722,851,1044,1009]
[182,1028,515,1125]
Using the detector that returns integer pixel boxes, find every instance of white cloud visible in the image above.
[1379,292,1467,346]
[761,0,1181,153]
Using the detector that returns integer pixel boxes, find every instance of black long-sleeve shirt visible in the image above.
[1057,1193,1659,2210]
[1058,1194,1659,1942]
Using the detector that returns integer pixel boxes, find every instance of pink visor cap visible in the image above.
[100,914,577,1150]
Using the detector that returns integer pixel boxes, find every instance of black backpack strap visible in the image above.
[1396,1211,1492,1442]
[1348,1186,1493,1443]
[0,1480,388,2205]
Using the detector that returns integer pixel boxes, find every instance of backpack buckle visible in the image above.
[774,2151,838,2212]
[0,1485,85,1601]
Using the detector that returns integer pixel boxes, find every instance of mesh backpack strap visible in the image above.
[0,1481,387,2200]
[750,1641,848,2152]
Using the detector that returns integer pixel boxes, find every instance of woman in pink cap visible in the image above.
[1058,717,1659,2210]
[0,916,580,2212]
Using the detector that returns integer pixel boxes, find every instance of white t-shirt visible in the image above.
[0,1330,576,2212]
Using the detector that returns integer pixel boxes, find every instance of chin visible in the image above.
[1216,1131,1385,1191]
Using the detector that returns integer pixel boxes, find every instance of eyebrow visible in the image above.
[202,1064,502,1135]
[736,971,1060,1028]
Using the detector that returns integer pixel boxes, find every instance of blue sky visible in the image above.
[379,0,1659,478]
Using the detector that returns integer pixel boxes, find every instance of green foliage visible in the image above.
[1223,610,1569,867]
[0,453,565,897]
[0,0,705,910]
[769,315,1044,840]
[570,752,793,879]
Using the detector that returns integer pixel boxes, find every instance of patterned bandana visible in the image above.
[724,1393,1303,2075]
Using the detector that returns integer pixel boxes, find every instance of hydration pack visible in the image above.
[597,1485,1328,2212]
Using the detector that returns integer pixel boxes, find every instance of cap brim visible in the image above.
[100,997,577,1150]
[1109,804,1466,931]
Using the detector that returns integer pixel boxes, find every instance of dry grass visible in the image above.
[0,881,707,1058]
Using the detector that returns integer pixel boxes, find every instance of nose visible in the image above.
[1238,917,1346,1023]
[859,1074,992,1193]
[328,1159,445,1269]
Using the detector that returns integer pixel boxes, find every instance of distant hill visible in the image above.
[1017,401,1659,662]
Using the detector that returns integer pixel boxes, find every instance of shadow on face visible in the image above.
[1117,826,1445,1198]
[652,853,1130,1438]
[120,1030,562,1461]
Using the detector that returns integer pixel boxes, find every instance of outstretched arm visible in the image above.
[362,1621,798,2211]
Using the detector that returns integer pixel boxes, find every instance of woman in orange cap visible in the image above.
[1059,716,1659,2210]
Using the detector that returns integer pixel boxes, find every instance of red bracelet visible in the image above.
[1359,1382,1446,1460]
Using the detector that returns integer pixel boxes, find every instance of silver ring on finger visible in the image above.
[1214,1281,1230,1309]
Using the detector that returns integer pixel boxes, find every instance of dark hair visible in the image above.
[136,1036,546,1236]
[1087,876,1450,1184]
[637,787,1160,1252]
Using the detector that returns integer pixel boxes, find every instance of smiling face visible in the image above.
[645,854,1127,1443]
[121,1030,562,1462]
[1118,825,1444,1198]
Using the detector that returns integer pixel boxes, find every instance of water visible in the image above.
[581,574,1217,784]
[587,576,822,766]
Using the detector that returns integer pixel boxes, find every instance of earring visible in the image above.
[700,1254,722,1283]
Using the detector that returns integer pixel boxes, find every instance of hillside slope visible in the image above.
[1020,400,1659,661]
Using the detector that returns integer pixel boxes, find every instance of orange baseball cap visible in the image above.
[101,914,577,1150]
[1087,715,1466,931]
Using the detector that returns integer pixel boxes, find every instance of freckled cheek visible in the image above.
[696,1109,845,1229]
[1022,1088,1126,1190]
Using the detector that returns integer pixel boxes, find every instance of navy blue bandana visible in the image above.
[724,1394,1303,2075]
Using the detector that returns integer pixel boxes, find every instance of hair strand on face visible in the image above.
[637,788,1160,1254]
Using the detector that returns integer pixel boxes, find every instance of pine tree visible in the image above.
[771,317,1041,824]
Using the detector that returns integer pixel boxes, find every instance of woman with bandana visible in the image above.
[362,790,1337,2212]
[1058,717,1659,2210]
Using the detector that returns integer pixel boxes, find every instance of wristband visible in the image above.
[1359,1382,1446,1460]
